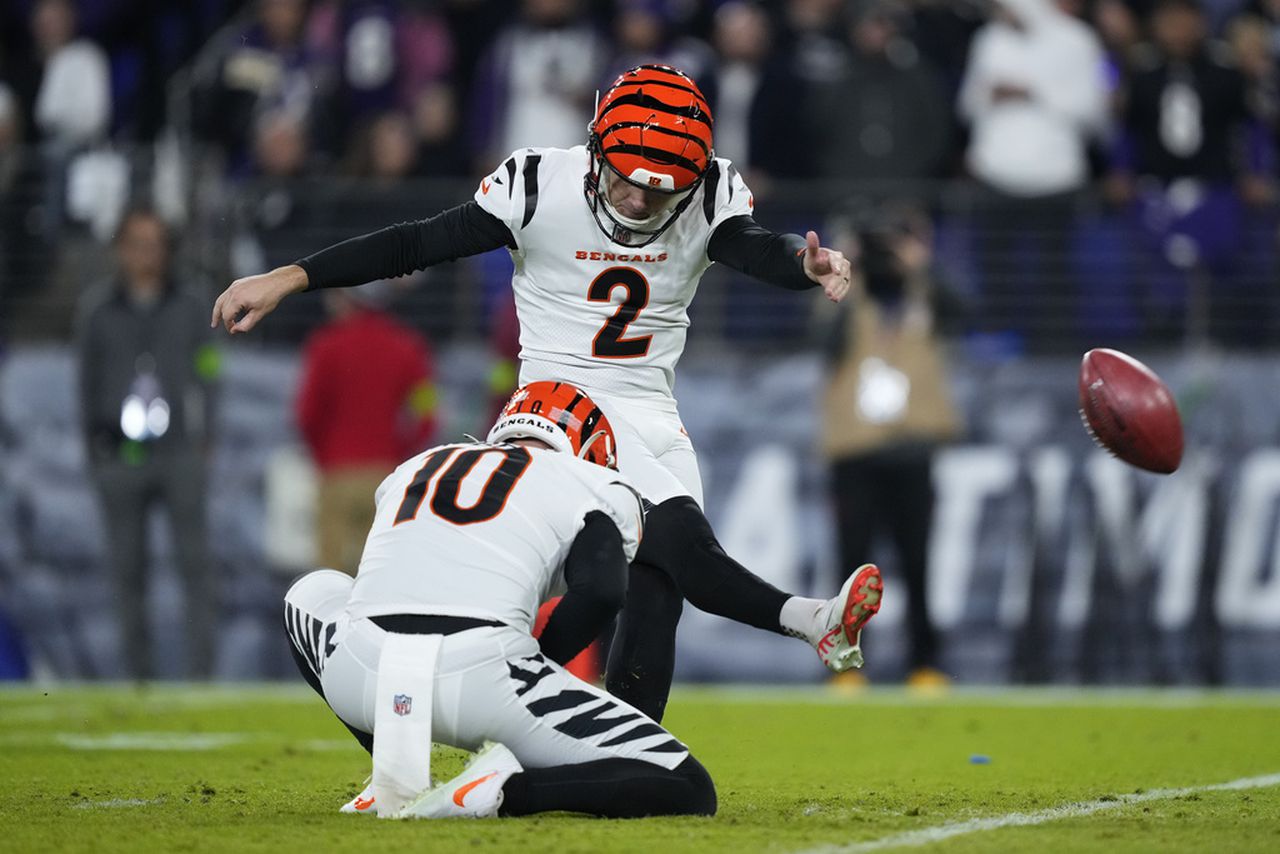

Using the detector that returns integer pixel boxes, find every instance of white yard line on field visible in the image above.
[1,729,359,752]
[51,732,361,751]
[71,798,164,810]
[56,732,250,751]
[799,772,1280,853]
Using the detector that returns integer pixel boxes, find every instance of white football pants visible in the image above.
[593,392,704,507]
[283,569,688,771]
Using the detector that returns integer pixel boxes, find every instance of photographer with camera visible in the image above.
[820,206,964,689]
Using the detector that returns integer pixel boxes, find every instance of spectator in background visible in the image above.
[90,1,229,142]
[308,0,455,139]
[0,81,25,329]
[751,0,847,181]
[194,0,336,176]
[30,0,111,152]
[820,207,961,688]
[604,0,714,84]
[252,110,313,181]
[1088,0,1145,195]
[0,83,17,186]
[347,110,420,181]
[1112,0,1255,194]
[295,285,438,574]
[232,109,332,342]
[0,65,54,340]
[958,0,1108,351]
[908,0,986,102]
[440,0,516,102]
[241,110,316,262]
[411,81,469,177]
[27,0,112,237]
[469,0,605,169]
[345,104,470,182]
[1229,5,1279,146]
[1108,0,1271,343]
[338,109,455,339]
[809,1,951,192]
[75,206,220,680]
[1247,0,1280,167]
[702,1,773,171]
[1242,0,1280,42]
[1092,0,1144,84]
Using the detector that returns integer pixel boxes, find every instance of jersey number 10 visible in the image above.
[395,446,532,526]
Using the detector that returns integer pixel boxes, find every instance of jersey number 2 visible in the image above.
[395,447,532,525]
[588,267,652,358]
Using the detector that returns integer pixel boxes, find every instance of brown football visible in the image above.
[1078,348,1184,474]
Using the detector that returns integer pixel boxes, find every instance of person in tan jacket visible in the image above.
[821,211,963,687]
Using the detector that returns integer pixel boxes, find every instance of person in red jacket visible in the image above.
[296,286,437,574]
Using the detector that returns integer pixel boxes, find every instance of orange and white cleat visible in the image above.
[398,742,521,820]
[339,778,377,816]
[815,564,883,672]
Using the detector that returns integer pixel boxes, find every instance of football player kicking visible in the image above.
[284,381,715,819]
[219,64,883,723]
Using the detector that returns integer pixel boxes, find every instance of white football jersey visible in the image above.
[474,146,754,398]
[346,442,644,633]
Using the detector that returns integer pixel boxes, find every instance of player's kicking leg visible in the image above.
[608,496,884,721]
[598,401,884,722]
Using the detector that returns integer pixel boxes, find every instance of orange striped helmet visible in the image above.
[584,64,714,247]
[487,381,618,469]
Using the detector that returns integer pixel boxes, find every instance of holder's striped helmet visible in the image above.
[584,64,714,247]
[487,381,618,469]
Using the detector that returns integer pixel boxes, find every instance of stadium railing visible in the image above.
[0,146,1276,352]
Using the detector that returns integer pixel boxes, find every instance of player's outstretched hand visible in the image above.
[211,265,310,334]
[801,231,851,303]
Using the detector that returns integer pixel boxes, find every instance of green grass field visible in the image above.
[2,684,1279,852]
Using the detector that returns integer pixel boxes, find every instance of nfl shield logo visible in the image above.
[393,694,412,716]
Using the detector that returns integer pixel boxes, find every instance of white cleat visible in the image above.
[815,564,883,672]
[339,778,377,816]
[398,742,522,820]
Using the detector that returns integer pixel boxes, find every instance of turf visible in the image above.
[2,685,1279,853]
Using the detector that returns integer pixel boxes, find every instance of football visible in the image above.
[1078,348,1184,474]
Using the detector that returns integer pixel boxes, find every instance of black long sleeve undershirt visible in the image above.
[295,201,515,290]
[537,511,629,667]
[707,215,816,291]
[295,205,814,294]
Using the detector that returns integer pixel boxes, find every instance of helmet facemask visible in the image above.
[584,149,701,248]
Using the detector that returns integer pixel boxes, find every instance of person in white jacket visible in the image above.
[958,0,1108,351]
[32,0,112,149]
[29,0,112,237]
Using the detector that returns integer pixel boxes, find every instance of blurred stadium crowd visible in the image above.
[0,0,1276,350]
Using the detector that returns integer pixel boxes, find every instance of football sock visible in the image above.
[779,596,829,646]
[500,756,715,818]
[606,560,683,722]
[643,496,790,633]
